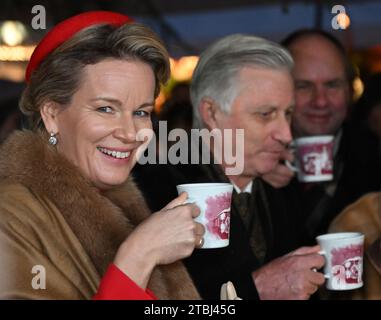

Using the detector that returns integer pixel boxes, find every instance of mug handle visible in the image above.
[315,250,330,279]
[177,191,196,205]
[285,159,299,172]
[183,197,196,205]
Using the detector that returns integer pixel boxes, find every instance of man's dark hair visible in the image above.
[282,29,356,83]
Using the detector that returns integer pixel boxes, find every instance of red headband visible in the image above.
[25,11,133,82]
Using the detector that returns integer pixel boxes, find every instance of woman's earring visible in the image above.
[48,132,57,145]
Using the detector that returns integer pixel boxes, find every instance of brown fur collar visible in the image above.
[0,130,200,299]
[368,237,381,276]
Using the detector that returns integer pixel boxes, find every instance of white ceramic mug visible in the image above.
[316,232,364,290]
[286,135,334,182]
[176,183,233,249]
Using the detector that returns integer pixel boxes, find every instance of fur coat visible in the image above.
[329,192,381,299]
[0,130,199,299]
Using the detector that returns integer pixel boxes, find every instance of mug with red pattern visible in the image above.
[286,135,334,182]
[176,183,233,249]
[316,232,364,290]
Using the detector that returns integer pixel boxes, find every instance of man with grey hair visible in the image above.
[134,34,325,299]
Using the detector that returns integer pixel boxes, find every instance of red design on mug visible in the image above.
[330,244,363,288]
[297,142,333,175]
[205,192,231,239]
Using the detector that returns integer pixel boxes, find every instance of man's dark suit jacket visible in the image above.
[133,162,303,299]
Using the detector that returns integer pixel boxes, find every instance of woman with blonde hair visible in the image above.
[0,11,204,300]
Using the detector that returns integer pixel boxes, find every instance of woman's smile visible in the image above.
[97,146,133,164]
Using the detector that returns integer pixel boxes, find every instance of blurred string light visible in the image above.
[0,45,35,61]
[351,64,364,101]
[170,56,199,81]
[155,90,166,111]
[353,76,364,101]
[0,20,32,67]
[0,21,27,46]
[155,56,199,110]
[337,12,350,30]
[0,62,26,82]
